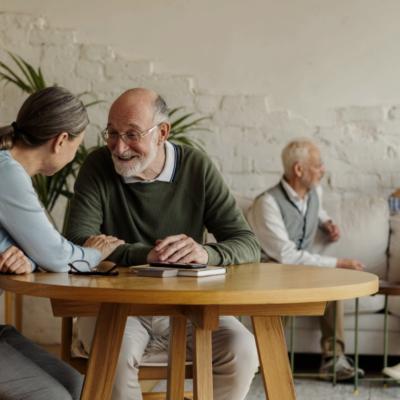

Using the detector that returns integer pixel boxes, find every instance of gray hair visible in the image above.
[0,86,89,150]
[153,95,170,125]
[281,138,317,179]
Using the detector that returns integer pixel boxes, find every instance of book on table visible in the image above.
[176,266,226,277]
[129,265,226,277]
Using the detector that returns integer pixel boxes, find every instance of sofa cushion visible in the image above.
[343,295,385,315]
[312,196,389,279]
[312,196,388,314]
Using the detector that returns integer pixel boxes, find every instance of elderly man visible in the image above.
[246,138,364,381]
[65,88,260,400]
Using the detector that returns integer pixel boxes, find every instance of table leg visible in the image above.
[167,315,187,400]
[252,315,296,400]
[81,303,130,400]
[186,306,219,400]
[193,326,213,400]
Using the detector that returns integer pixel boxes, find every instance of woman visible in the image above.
[0,86,124,400]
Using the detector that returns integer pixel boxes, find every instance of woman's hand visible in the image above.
[0,246,33,274]
[83,235,125,260]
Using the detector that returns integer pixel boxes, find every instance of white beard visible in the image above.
[111,139,158,178]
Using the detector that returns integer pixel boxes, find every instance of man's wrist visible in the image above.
[203,245,222,266]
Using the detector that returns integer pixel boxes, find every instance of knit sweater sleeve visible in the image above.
[65,148,152,265]
[201,155,261,265]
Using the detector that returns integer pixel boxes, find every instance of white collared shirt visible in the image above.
[246,180,337,268]
[123,141,176,184]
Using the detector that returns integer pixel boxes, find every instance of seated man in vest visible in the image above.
[246,137,364,381]
[65,88,260,400]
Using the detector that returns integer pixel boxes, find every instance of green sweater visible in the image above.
[65,144,260,266]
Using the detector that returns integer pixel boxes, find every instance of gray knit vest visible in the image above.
[267,182,319,250]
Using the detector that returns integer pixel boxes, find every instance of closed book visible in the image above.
[129,266,178,277]
[177,266,226,277]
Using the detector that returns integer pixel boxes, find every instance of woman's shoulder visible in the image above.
[0,151,29,181]
[0,151,33,201]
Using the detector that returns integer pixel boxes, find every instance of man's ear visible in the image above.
[157,122,170,145]
[293,162,303,178]
[51,132,69,154]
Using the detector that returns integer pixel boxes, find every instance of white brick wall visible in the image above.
[0,12,399,343]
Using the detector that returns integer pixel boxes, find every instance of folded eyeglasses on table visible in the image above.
[68,260,119,276]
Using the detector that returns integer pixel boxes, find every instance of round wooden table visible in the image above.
[0,263,378,400]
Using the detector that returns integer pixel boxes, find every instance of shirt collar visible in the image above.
[280,178,309,205]
[123,141,176,184]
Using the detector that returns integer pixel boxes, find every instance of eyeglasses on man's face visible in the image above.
[101,124,159,145]
[68,260,119,276]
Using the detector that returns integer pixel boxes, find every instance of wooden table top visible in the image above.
[0,263,378,305]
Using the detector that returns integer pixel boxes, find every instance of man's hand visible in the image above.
[147,234,209,264]
[84,235,125,260]
[0,246,32,274]
[336,258,365,271]
[321,220,340,242]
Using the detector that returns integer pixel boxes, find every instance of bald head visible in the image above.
[109,88,169,129]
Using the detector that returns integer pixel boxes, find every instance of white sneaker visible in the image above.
[319,355,364,381]
[383,363,400,380]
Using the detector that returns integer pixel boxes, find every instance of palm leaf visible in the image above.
[0,61,32,92]
[168,107,183,118]
[8,52,37,90]
[170,113,195,129]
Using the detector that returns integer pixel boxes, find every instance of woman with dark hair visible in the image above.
[0,86,124,400]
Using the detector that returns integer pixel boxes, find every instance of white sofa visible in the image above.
[238,194,400,356]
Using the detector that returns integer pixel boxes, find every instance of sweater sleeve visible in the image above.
[65,149,153,265]
[0,156,101,271]
[202,156,261,266]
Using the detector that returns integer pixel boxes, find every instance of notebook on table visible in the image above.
[129,265,226,278]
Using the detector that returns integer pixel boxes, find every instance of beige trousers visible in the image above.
[320,301,345,358]
[77,315,259,400]
[283,301,345,358]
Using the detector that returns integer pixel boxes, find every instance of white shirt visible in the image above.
[246,180,337,268]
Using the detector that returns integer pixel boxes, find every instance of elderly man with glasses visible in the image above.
[65,88,260,400]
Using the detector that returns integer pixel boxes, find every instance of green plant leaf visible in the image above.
[84,100,105,108]
[170,113,195,129]
[0,61,32,92]
[8,52,37,90]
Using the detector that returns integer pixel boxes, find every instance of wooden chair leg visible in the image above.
[4,291,14,325]
[14,294,23,331]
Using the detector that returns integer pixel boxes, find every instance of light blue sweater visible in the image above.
[0,150,101,272]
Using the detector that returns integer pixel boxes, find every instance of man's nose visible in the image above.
[113,136,130,154]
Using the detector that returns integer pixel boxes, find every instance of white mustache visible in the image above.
[112,151,140,160]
